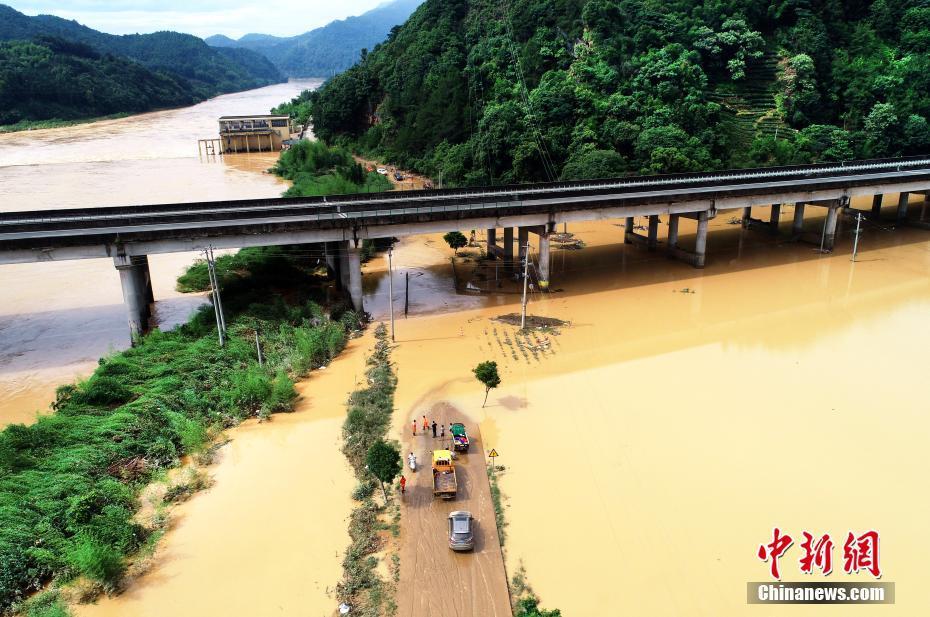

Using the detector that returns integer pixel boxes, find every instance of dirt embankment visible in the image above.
[396,403,511,617]
[355,157,433,191]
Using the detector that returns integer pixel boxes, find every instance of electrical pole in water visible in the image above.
[388,247,395,341]
[852,211,863,262]
[404,271,409,317]
[520,243,529,330]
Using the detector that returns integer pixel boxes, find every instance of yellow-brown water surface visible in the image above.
[0,80,320,426]
[358,199,930,615]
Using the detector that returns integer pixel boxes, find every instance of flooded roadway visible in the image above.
[358,199,930,616]
[0,80,320,427]
[4,94,930,615]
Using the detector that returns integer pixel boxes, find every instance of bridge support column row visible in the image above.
[743,203,781,234]
[666,211,709,268]
[794,199,842,251]
[503,227,514,263]
[114,254,154,344]
[624,215,659,250]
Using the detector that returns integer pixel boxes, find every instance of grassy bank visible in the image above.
[337,324,399,615]
[0,251,359,615]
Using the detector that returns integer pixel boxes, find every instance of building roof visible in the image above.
[218,115,290,120]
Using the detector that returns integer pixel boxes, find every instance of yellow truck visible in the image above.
[432,449,457,499]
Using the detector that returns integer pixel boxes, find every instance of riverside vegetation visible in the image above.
[338,324,401,616]
[0,221,361,616]
[308,0,930,185]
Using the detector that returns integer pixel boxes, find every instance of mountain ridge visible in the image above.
[206,0,423,77]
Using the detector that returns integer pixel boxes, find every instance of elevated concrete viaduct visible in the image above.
[2,157,930,340]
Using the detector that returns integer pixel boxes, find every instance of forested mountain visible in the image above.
[309,0,930,186]
[205,0,423,77]
[0,37,196,126]
[0,4,283,103]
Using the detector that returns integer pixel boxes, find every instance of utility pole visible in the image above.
[211,247,227,336]
[204,247,225,347]
[851,211,863,262]
[404,271,409,317]
[438,169,443,189]
[387,247,395,341]
[520,243,529,330]
[254,329,263,366]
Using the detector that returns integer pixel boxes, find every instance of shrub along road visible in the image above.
[396,402,510,616]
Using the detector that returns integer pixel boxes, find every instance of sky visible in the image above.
[7,0,388,39]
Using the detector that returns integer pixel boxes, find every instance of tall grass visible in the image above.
[336,324,398,614]
[0,254,354,611]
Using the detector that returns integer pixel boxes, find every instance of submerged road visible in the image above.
[397,405,511,617]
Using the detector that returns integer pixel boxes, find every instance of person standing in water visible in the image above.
[440,423,445,438]
[412,419,417,436]
[431,420,437,438]
[399,475,407,494]
[422,415,429,433]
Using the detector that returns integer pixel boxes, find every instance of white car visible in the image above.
[376,167,388,175]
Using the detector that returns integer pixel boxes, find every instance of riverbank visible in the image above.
[0,114,132,134]
[0,247,357,614]
[0,80,318,429]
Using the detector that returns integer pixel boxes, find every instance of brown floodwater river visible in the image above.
[0,80,319,427]
[4,88,930,616]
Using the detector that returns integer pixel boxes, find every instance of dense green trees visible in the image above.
[308,0,930,184]
[0,39,193,125]
[271,140,391,197]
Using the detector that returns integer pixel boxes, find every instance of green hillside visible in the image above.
[309,0,930,185]
[0,37,195,126]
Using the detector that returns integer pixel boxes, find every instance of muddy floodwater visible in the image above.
[0,80,319,427]
[355,199,930,616]
[5,86,930,615]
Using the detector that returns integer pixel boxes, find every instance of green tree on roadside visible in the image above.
[473,360,501,408]
[443,231,468,255]
[366,440,402,501]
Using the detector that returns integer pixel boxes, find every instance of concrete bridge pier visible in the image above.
[503,227,514,265]
[624,217,635,239]
[346,242,364,313]
[741,207,752,228]
[770,203,781,231]
[695,211,709,268]
[114,254,153,343]
[871,194,883,219]
[667,214,680,248]
[647,215,659,251]
[792,202,806,238]
[486,229,499,259]
[824,202,840,250]
[897,192,910,221]
[324,241,343,290]
[525,225,551,289]
[518,226,529,267]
